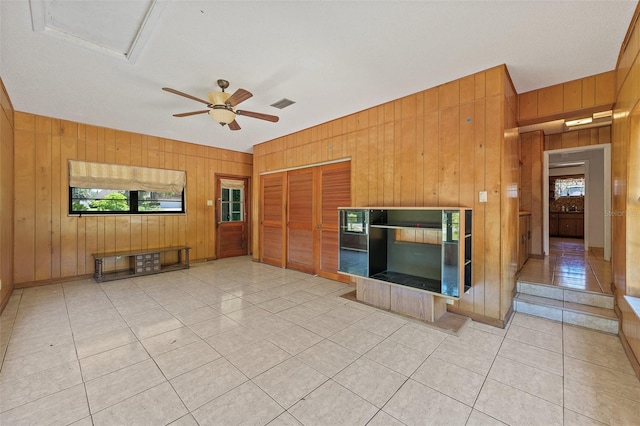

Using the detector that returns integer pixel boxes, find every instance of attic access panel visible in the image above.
[29,0,167,63]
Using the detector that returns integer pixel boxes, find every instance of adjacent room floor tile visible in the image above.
[0,383,89,425]
[226,339,291,378]
[334,357,407,408]
[79,341,149,381]
[383,379,472,426]
[295,339,359,377]
[170,357,247,411]
[475,379,563,426]
[487,356,563,406]
[153,339,221,379]
[84,359,165,413]
[192,381,283,425]
[91,382,187,426]
[2,257,639,426]
[412,356,485,407]
[289,380,378,426]
[253,357,328,408]
[364,339,427,377]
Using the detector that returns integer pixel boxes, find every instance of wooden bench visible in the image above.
[92,246,190,282]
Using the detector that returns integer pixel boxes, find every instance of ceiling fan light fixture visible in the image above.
[209,107,236,124]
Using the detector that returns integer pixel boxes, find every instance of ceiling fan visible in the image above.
[162,79,279,131]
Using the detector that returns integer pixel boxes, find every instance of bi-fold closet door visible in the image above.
[259,161,350,281]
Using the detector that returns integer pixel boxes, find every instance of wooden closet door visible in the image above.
[260,172,286,267]
[286,168,316,274]
[318,162,351,281]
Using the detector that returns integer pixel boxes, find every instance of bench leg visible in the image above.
[94,258,103,280]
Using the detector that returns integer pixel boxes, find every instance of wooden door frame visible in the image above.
[215,173,251,258]
[542,144,611,259]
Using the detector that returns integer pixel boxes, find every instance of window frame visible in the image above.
[68,187,186,215]
[220,187,244,223]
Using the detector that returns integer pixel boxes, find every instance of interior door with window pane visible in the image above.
[216,177,249,258]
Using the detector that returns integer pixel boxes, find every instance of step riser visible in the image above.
[514,299,618,334]
[517,281,614,309]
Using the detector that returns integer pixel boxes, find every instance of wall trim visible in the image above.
[259,157,350,176]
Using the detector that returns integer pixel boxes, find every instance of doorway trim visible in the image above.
[543,143,611,260]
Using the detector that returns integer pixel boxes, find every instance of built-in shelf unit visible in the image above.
[338,207,472,322]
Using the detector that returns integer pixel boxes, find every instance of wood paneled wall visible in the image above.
[0,78,15,312]
[12,112,252,287]
[253,65,519,324]
[544,125,611,151]
[518,71,616,126]
[612,2,640,375]
[520,131,544,256]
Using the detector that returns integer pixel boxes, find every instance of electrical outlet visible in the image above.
[479,191,488,203]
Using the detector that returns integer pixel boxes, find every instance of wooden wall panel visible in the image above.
[252,65,518,324]
[544,126,611,150]
[518,71,616,126]
[612,2,640,375]
[0,77,15,313]
[12,111,252,287]
[520,130,544,257]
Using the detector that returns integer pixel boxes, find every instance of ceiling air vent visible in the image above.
[270,98,296,109]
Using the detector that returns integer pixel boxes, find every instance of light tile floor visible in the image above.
[1,256,639,425]
[519,238,613,294]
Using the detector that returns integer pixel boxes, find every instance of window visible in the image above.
[554,177,585,199]
[68,160,186,215]
[220,187,243,222]
[70,188,185,214]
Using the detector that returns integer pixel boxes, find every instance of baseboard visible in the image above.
[619,327,640,380]
[446,305,508,329]
[0,289,13,316]
[14,273,94,289]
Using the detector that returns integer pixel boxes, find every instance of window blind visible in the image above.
[69,160,186,193]
[220,178,245,189]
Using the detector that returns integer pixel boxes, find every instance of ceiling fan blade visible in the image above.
[173,110,210,117]
[162,87,210,105]
[225,89,253,107]
[236,109,279,122]
[228,120,241,131]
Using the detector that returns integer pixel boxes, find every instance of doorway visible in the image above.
[216,175,250,259]
[543,144,611,260]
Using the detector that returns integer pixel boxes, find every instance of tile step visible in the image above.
[514,292,618,335]
[516,280,614,309]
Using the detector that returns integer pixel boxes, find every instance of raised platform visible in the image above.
[514,280,618,334]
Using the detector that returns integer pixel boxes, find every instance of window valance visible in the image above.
[220,178,245,189]
[69,160,186,193]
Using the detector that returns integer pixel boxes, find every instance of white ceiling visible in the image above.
[1,1,637,153]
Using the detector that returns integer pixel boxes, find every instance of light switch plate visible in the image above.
[479,191,488,202]
[207,200,213,206]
